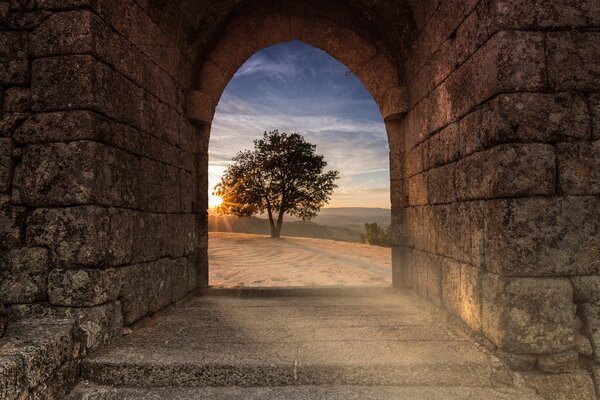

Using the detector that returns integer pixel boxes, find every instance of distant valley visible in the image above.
[208,208,391,243]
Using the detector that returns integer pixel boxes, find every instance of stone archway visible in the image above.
[185,14,409,289]
[1,1,599,398]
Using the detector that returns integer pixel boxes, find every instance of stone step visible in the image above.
[80,293,511,388]
[68,383,543,400]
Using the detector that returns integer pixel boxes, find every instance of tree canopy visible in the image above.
[214,130,339,238]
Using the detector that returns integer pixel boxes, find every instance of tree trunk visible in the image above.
[272,209,285,238]
[265,199,276,238]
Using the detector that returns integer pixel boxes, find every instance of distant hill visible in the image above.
[208,208,390,243]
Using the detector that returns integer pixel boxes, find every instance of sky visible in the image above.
[209,40,390,209]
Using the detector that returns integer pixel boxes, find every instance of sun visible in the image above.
[209,194,224,208]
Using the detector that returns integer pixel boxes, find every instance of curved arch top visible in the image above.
[186,14,409,125]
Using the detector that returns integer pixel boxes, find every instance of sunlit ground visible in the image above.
[208,232,392,287]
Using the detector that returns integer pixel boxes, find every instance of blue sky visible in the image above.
[209,40,390,208]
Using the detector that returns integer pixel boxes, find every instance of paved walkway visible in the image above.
[70,289,541,399]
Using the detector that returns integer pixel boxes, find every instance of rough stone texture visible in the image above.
[522,371,597,400]
[579,303,600,363]
[536,350,578,374]
[48,269,121,307]
[484,197,600,276]
[1,1,600,397]
[455,144,555,200]
[481,275,575,354]
[571,276,600,305]
[557,141,600,195]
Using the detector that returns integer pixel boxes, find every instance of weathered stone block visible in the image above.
[48,268,121,307]
[460,264,482,333]
[461,93,591,157]
[579,303,600,363]
[0,195,26,250]
[546,32,600,91]
[571,276,600,305]
[427,163,456,204]
[558,141,600,195]
[4,87,30,112]
[26,206,106,268]
[407,173,427,206]
[0,247,48,274]
[147,259,172,313]
[26,206,132,268]
[0,355,25,399]
[537,350,579,374]
[456,144,555,200]
[0,31,29,84]
[0,113,29,138]
[484,197,600,276]
[522,370,596,400]
[31,10,98,57]
[482,274,574,354]
[120,263,149,325]
[31,55,142,128]
[536,0,600,28]
[433,201,484,266]
[440,258,461,317]
[423,123,459,170]
[171,258,189,303]
[0,137,14,193]
[0,272,47,304]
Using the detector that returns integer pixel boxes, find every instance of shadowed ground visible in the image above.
[209,232,391,287]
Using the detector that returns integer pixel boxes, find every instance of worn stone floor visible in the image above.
[70,289,542,399]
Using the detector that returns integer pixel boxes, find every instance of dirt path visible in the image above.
[208,232,392,287]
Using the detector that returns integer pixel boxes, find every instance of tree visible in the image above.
[214,130,339,238]
[361,223,392,247]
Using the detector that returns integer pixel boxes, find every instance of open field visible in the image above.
[208,232,392,287]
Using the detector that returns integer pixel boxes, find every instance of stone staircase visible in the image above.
[67,289,543,399]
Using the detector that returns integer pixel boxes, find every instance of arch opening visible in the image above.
[206,40,394,288]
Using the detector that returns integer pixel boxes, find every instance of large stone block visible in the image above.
[434,201,485,266]
[407,173,427,206]
[546,32,600,91]
[26,206,133,268]
[482,274,574,354]
[31,55,142,128]
[558,141,600,195]
[0,247,49,275]
[460,264,482,333]
[4,87,31,112]
[440,258,462,317]
[522,370,596,400]
[484,197,600,276]
[571,276,600,305]
[0,355,25,400]
[120,263,149,325]
[423,123,460,170]
[456,144,555,200]
[147,258,172,313]
[579,303,600,363]
[0,137,14,193]
[14,141,135,207]
[460,93,591,156]
[426,163,456,205]
[48,268,121,307]
[0,31,29,84]
[0,195,27,250]
[0,271,47,304]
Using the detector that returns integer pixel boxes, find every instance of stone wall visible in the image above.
[1,0,599,398]
[1,0,207,353]
[391,0,600,392]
